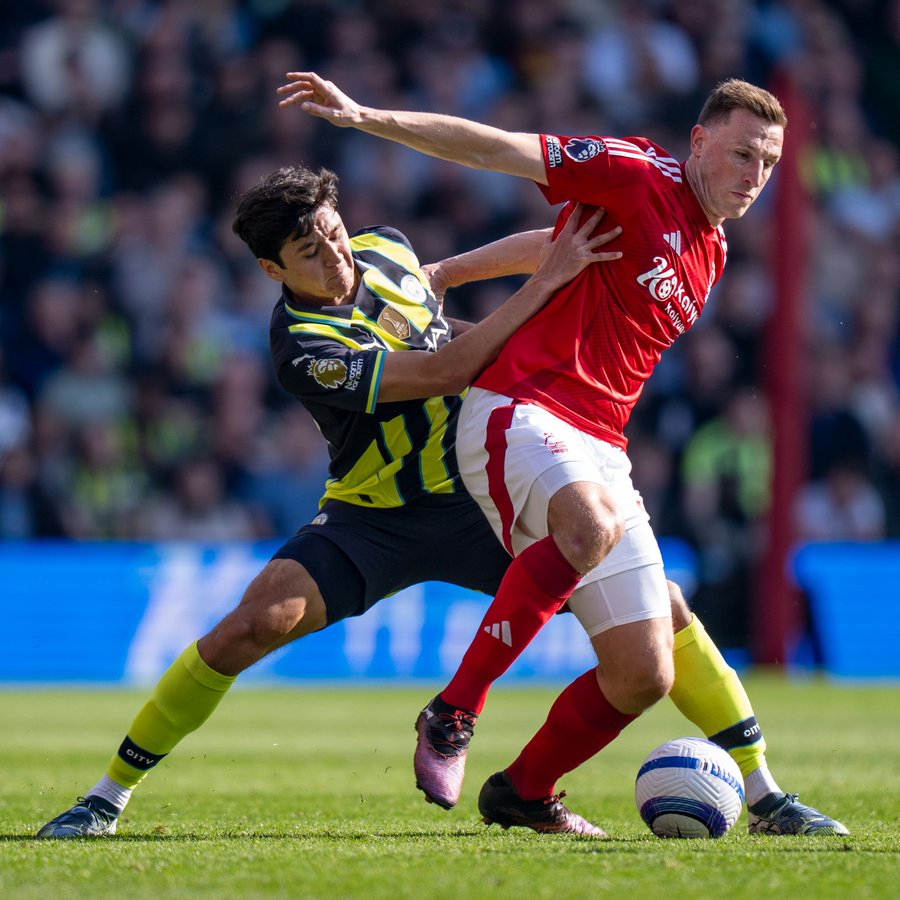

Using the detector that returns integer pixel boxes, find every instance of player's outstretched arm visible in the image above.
[277,71,546,183]
[422,229,551,303]
[376,206,621,402]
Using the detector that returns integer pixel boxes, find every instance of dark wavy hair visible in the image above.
[232,165,340,266]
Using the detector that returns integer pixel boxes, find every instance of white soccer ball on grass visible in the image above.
[635,736,745,838]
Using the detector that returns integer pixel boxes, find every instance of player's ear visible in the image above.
[690,124,706,157]
[258,257,285,283]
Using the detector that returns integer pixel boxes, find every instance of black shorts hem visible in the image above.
[272,531,366,625]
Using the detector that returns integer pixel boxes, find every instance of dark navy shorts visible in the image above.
[271,492,511,625]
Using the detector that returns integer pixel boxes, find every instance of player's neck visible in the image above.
[684,158,724,228]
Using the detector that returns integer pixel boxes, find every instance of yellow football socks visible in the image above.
[669,615,767,778]
[106,641,236,789]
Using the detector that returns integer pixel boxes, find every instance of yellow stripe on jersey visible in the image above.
[320,402,457,507]
[321,430,405,507]
[287,306,410,352]
[366,352,385,412]
[419,396,454,493]
[351,231,423,275]
[284,304,344,324]
[362,267,434,332]
[286,320,368,350]
[381,413,413,468]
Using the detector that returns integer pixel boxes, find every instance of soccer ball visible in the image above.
[635,737,745,838]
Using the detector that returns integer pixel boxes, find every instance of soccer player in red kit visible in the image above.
[280,73,849,838]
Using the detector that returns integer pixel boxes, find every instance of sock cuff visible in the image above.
[519,535,583,599]
[181,641,237,693]
[673,614,701,651]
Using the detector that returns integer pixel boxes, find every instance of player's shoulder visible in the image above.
[619,135,662,151]
[611,136,683,185]
[350,225,414,252]
[350,225,425,276]
[617,136,679,162]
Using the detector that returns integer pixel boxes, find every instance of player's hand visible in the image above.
[276,71,361,126]
[535,204,622,288]
[421,262,450,305]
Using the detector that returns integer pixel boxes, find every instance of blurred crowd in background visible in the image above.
[1,0,898,647]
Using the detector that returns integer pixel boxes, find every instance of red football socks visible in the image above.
[441,535,582,715]
[505,668,638,800]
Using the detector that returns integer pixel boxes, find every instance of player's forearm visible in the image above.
[435,230,549,288]
[427,268,559,390]
[445,317,475,336]
[279,71,546,180]
[377,268,559,402]
[352,107,544,181]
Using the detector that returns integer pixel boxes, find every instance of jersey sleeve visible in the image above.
[271,327,386,414]
[538,133,677,210]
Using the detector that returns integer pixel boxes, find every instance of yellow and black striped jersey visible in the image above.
[269,226,463,509]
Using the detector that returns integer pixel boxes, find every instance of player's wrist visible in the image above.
[529,267,570,293]
[432,258,466,290]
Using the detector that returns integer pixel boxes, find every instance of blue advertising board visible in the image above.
[792,541,900,679]
[0,538,697,684]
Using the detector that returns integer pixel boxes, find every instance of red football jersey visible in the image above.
[473,133,728,449]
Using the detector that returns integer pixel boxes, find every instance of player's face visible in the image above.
[259,204,358,305]
[689,108,784,225]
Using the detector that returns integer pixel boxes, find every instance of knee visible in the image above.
[593,506,626,562]
[552,499,625,573]
[202,605,295,670]
[240,575,317,650]
[199,560,321,672]
[668,580,693,631]
[598,651,674,714]
[629,656,675,710]
[219,607,292,652]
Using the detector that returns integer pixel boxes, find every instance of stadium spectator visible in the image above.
[806,341,872,482]
[57,420,146,539]
[18,0,132,123]
[581,0,700,131]
[0,440,64,538]
[681,386,771,647]
[873,409,900,537]
[794,460,887,543]
[0,347,31,458]
[143,454,259,541]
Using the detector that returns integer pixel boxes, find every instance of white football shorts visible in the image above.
[456,387,670,636]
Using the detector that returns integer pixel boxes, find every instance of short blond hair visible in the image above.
[698,79,787,129]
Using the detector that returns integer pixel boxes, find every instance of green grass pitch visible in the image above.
[2,674,898,899]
